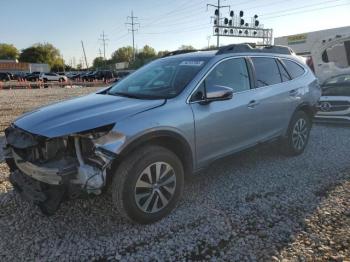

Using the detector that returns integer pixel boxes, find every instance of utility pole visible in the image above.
[126,10,139,61]
[99,31,109,60]
[207,0,230,47]
[99,48,103,58]
[81,41,89,69]
[207,35,211,48]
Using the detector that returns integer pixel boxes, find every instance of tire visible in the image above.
[282,110,311,156]
[111,145,184,224]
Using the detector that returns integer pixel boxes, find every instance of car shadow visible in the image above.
[0,126,349,260]
[0,135,5,163]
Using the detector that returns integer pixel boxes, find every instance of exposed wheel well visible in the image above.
[107,133,194,186]
[298,104,314,120]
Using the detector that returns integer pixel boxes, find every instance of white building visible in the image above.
[275,26,350,83]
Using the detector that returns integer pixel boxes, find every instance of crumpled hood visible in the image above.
[14,93,165,138]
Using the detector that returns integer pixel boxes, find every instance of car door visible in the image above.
[52,73,59,81]
[45,73,52,81]
[249,57,293,141]
[190,57,263,167]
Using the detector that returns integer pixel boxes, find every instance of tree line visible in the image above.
[0,42,199,71]
[93,44,199,69]
[0,43,64,71]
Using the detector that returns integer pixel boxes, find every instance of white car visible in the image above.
[39,72,67,82]
[315,74,350,124]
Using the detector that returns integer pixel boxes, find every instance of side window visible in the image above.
[205,58,250,93]
[277,60,291,82]
[281,59,305,79]
[251,57,282,87]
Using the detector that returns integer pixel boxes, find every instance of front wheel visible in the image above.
[111,145,184,224]
[282,111,311,156]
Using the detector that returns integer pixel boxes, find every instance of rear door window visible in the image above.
[281,59,305,79]
[251,57,282,87]
[277,60,291,82]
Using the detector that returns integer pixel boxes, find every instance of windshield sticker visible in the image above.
[180,61,204,66]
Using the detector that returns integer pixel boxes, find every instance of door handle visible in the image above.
[247,100,259,108]
[289,89,298,96]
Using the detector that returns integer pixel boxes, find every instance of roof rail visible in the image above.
[162,49,198,58]
[216,44,294,55]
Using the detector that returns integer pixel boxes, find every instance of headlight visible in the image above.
[76,124,115,139]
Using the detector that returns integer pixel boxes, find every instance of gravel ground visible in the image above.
[0,87,101,134]
[0,124,349,261]
[0,89,349,261]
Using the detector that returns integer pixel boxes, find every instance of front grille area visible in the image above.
[5,125,75,164]
[318,100,350,112]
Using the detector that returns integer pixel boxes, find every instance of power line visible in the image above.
[140,24,211,35]
[126,10,140,61]
[99,31,109,60]
[263,2,350,19]
[245,0,297,11]
[141,0,206,28]
[261,0,345,17]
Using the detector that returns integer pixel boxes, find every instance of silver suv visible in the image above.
[4,44,321,223]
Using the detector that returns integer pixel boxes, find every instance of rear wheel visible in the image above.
[111,145,184,224]
[282,111,311,156]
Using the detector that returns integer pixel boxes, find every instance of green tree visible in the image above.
[207,45,217,50]
[179,45,195,50]
[137,45,156,60]
[92,57,105,68]
[157,50,169,57]
[111,46,133,63]
[19,43,63,69]
[130,45,158,69]
[0,43,19,59]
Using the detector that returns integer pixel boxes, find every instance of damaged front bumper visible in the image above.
[4,125,117,215]
[11,149,75,185]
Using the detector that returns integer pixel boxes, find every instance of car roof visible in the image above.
[162,50,217,59]
[161,49,299,62]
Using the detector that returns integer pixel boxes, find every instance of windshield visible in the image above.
[108,56,209,99]
[322,75,350,96]
[323,74,350,86]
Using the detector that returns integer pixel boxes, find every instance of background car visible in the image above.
[83,70,114,81]
[315,74,350,124]
[25,71,42,81]
[81,71,96,81]
[0,72,11,81]
[66,72,81,80]
[113,70,134,82]
[12,72,27,81]
[39,72,67,82]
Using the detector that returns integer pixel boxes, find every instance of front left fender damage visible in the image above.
[4,125,117,215]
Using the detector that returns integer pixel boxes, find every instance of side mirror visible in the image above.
[204,85,233,103]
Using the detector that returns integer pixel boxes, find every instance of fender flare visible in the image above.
[118,130,195,174]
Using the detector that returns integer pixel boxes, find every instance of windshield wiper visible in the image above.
[107,91,167,100]
[107,91,143,99]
